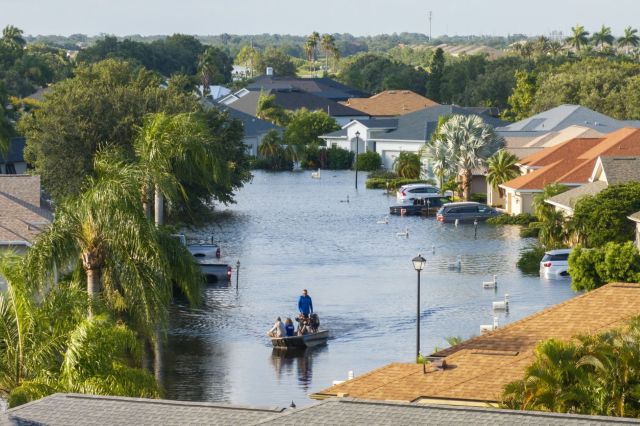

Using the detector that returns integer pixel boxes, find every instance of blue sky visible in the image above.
[3,0,640,37]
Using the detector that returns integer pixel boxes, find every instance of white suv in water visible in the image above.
[540,249,572,278]
[396,184,448,204]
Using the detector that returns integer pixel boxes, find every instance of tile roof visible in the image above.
[0,175,52,245]
[545,181,608,211]
[225,90,366,117]
[5,394,637,425]
[502,128,640,190]
[496,104,640,136]
[313,283,640,404]
[340,90,439,117]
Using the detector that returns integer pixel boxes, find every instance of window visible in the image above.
[460,206,478,213]
[5,163,16,174]
[331,143,337,148]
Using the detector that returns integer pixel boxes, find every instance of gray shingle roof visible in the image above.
[545,181,608,211]
[247,76,369,101]
[0,138,26,164]
[200,100,282,138]
[629,211,640,222]
[225,90,366,117]
[496,104,640,136]
[599,157,640,184]
[6,394,638,425]
[323,128,348,139]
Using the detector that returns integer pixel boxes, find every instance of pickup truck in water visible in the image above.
[174,235,232,284]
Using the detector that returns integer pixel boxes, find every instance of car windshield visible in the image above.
[542,253,570,262]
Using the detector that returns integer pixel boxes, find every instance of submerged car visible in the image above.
[390,196,451,215]
[396,184,446,204]
[436,202,501,223]
[540,249,572,278]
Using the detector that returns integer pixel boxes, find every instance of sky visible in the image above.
[2,0,640,37]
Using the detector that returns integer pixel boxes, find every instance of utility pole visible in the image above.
[428,11,433,41]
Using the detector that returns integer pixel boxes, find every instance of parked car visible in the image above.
[390,196,451,215]
[396,184,448,204]
[436,202,501,223]
[540,249,572,278]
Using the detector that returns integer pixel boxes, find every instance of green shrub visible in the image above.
[569,242,640,292]
[250,157,293,171]
[367,169,397,180]
[470,193,487,203]
[487,213,537,225]
[365,177,436,190]
[517,245,546,276]
[520,222,541,238]
[325,146,354,170]
[356,151,381,171]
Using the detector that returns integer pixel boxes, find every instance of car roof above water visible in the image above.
[442,201,484,207]
[545,248,572,255]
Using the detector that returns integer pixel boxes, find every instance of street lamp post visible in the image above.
[412,254,427,361]
[354,131,360,190]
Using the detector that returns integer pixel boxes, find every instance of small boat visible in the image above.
[271,330,330,349]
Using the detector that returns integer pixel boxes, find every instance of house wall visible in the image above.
[636,222,640,251]
[375,140,426,170]
[503,189,536,215]
[487,184,504,207]
[0,162,28,174]
[470,175,486,196]
[244,137,258,157]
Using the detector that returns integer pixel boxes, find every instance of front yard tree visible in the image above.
[393,152,422,179]
[486,150,520,199]
[284,108,339,160]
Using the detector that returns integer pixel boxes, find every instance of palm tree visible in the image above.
[566,24,590,52]
[393,152,422,179]
[321,34,336,73]
[548,41,564,57]
[256,93,289,126]
[439,115,504,201]
[532,183,569,222]
[591,25,614,50]
[618,26,640,54]
[486,150,520,200]
[1,25,26,49]
[420,139,453,192]
[306,32,320,76]
[534,36,550,56]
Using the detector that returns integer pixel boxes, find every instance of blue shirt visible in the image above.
[298,295,313,315]
[285,324,295,337]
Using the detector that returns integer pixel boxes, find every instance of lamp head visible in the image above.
[412,254,427,271]
[355,130,360,138]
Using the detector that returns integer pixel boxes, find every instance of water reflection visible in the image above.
[270,347,325,391]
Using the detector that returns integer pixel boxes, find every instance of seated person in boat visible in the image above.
[267,317,285,338]
[284,318,295,337]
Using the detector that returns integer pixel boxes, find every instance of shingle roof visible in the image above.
[247,76,369,101]
[5,394,637,425]
[545,181,608,211]
[502,128,640,190]
[0,137,26,164]
[340,90,439,117]
[496,104,640,136]
[200,100,281,138]
[629,211,640,222]
[0,175,52,245]
[226,90,366,117]
[313,283,640,404]
[599,157,640,184]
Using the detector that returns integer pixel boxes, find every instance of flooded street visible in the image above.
[163,170,576,407]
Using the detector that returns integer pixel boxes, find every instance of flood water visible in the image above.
[163,170,575,407]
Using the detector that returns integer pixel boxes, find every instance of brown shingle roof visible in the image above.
[340,91,439,117]
[0,175,52,244]
[503,128,640,190]
[312,283,640,404]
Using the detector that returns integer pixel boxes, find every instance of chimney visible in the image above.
[266,67,274,76]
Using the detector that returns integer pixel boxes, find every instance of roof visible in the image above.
[545,181,608,212]
[340,90,439,117]
[629,211,640,223]
[201,100,281,138]
[0,175,52,245]
[313,283,640,404]
[247,76,369,101]
[597,157,640,184]
[224,90,366,117]
[502,128,640,191]
[0,137,26,164]
[504,125,604,159]
[370,105,506,143]
[23,86,53,102]
[496,104,640,136]
[5,394,637,425]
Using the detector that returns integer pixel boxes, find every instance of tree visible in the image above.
[502,70,536,121]
[306,32,320,75]
[393,152,422,179]
[569,242,640,292]
[339,53,427,95]
[486,150,519,198]
[198,46,233,94]
[19,59,200,201]
[571,182,640,247]
[235,45,259,78]
[421,139,452,192]
[438,115,504,200]
[254,47,297,77]
[532,183,569,222]
[426,47,444,101]
[618,27,640,54]
[591,25,614,50]
[284,108,339,151]
[256,92,289,126]
[566,24,590,52]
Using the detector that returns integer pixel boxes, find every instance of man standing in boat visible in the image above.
[298,289,313,319]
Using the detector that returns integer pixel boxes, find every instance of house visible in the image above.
[339,90,439,117]
[312,282,640,407]
[5,393,633,425]
[223,88,369,126]
[198,85,232,101]
[0,175,52,254]
[321,105,506,180]
[546,156,640,215]
[0,137,28,174]
[496,105,640,158]
[629,212,640,251]
[498,128,640,214]
[246,75,369,102]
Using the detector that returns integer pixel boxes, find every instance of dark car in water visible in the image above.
[390,196,451,216]
[436,202,501,223]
